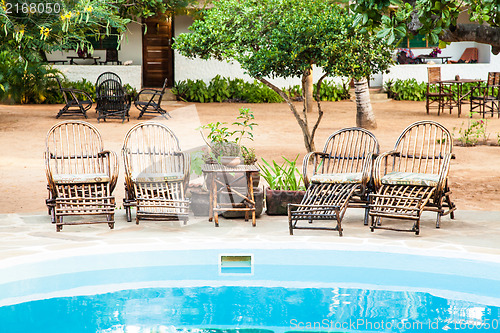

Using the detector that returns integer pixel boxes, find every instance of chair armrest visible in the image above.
[302,151,328,188]
[373,150,399,189]
[99,150,119,192]
[436,152,453,197]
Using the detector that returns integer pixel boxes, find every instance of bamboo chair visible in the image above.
[122,122,190,224]
[426,67,453,115]
[96,79,131,123]
[95,72,122,113]
[134,78,171,119]
[369,121,456,235]
[470,72,500,118]
[45,121,118,231]
[288,128,379,236]
[55,77,93,118]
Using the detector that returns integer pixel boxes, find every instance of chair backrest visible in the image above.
[122,122,184,176]
[155,78,169,104]
[105,49,119,63]
[486,72,500,86]
[46,121,108,176]
[54,77,70,104]
[427,67,441,84]
[96,72,122,90]
[97,79,127,111]
[459,47,478,63]
[317,128,379,175]
[392,121,452,175]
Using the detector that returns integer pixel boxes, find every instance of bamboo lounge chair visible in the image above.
[122,122,190,224]
[288,128,379,236]
[55,77,93,118]
[134,78,171,119]
[45,121,118,231]
[369,121,456,235]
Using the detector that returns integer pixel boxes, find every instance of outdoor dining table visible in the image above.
[439,78,484,117]
[418,55,452,64]
[67,56,101,65]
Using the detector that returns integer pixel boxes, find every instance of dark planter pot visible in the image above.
[220,187,263,218]
[190,188,210,216]
[265,188,306,215]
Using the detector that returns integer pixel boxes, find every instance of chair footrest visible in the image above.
[369,185,435,219]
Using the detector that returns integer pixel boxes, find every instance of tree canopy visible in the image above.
[352,0,500,53]
[175,0,393,151]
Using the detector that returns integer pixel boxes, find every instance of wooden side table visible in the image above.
[201,164,259,227]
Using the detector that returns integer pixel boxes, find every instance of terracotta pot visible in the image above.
[265,188,306,215]
[220,156,242,166]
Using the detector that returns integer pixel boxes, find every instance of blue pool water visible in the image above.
[1,249,500,332]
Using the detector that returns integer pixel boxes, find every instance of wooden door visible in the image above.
[142,15,174,88]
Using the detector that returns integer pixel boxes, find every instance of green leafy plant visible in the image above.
[259,156,305,191]
[198,108,258,162]
[454,114,489,146]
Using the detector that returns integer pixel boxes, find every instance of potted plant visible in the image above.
[259,155,306,215]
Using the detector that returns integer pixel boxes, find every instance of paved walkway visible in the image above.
[2,209,500,266]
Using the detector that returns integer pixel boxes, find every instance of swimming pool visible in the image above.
[1,248,500,332]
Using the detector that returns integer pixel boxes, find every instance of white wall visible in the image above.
[120,22,143,65]
[53,65,142,90]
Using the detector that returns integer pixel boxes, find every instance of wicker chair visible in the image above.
[470,72,500,118]
[134,78,170,119]
[95,72,122,113]
[122,122,190,224]
[45,121,118,231]
[55,77,93,118]
[369,121,456,235]
[99,49,122,65]
[96,79,131,123]
[288,128,379,236]
[426,67,453,115]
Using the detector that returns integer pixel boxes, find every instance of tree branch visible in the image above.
[311,73,328,145]
[258,77,314,151]
[440,24,500,54]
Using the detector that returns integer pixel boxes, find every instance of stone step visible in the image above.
[349,88,391,102]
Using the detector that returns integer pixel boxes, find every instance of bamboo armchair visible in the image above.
[55,77,93,118]
[470,72,500,118]
[289,128,379,236]
[426,67,453,115]
[369,121,456,235]
[95,72,122,114]
[134,78,171,119]
[96,79,131,123]
[122,122,190,224]
[45,121,118,231]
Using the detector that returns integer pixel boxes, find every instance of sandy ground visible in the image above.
[1,99,499,214]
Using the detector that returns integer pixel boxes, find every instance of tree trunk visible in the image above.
[354,78,377,129]
[303,70,314,113]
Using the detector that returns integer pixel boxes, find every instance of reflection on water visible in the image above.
[1,286,499,333]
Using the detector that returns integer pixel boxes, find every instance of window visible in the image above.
[405,33,439,48]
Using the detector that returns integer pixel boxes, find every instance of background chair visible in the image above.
[396,48,423,64]
[369,121,456,235]
[55,77,93,118]
[95,72,122,114]
[470,72,500,118]
[426,67,453,115]
[96,79,131,123]
[134,78,170,119]
[122,122,190,224]
[448,47,478,64]
[289,128,379,236]
[45,121,118,231]
[99,49,122,65]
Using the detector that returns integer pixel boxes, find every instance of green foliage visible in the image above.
[259,156,305,191]
[172,76,282,103]
[314,81,351,101]
[384,79,428,101]
[0,51,61,104]
[352,1,500,48]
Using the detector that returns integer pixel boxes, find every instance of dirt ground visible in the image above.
[1,99,499,214]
